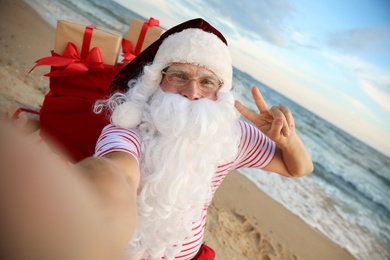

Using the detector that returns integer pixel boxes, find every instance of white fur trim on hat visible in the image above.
[153,28,233,92]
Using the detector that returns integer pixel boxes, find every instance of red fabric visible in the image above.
[40,65,123,162]
[40,92,106,162]
[47,66,121,98]
[193,244,215,260]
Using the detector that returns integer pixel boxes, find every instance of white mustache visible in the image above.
[150,89,235,143]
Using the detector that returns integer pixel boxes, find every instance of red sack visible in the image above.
[33,18,162,162]
[40,66,123,162]
[192,244,216,260]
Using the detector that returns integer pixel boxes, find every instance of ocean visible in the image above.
[24,0,390,259]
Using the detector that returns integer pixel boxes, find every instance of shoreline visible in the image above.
[207,171,355,259]
[0,0,355,259]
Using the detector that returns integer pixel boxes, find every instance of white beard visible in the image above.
[126,88,241,260]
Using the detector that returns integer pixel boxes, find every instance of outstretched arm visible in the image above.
[0,121,139,260]
[235,86,313,177]
[75,151,140,250]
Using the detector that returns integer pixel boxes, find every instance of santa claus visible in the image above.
[93,18,313,260]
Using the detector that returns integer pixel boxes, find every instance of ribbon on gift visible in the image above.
[134,17,160,55]
[121,38,136,63]
[29,25,105,77]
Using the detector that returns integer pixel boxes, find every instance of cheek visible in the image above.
[203,91,218,101]
[160,78,179,93]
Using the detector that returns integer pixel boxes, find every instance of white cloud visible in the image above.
[180,0,295,46]
[113,0,185,29]
[323,51,390,112]
[360,79,390,113]
[328,27,390,53]
[340,92,368,111]
[290,30,311,45]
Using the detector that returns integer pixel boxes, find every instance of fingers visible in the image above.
[251,87,269,113]
[278,105,294,128]
[235,86,295,140]
[234,86,268,122]
[269,105,294,137]
[269,116,285,138]
[234,100,257,122]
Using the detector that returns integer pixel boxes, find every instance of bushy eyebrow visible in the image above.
[166,65,187,73]
[167,66,219,79]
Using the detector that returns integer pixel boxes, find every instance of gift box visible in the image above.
[54,20,123,66]
[126,17,165,55]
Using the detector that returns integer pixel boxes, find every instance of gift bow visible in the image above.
[121,38,136,63]
[29,42,105,77]
[121,17,161,63]
[29,25,107,77]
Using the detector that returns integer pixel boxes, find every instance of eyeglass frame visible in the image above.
[161,67,224,93]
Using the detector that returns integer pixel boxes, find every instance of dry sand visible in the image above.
[0,0,355,259]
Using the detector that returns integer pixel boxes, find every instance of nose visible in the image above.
[181,80,202,100]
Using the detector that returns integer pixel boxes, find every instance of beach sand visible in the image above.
[0,0,355,259]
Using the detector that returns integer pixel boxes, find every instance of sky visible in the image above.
[113,0,390,157]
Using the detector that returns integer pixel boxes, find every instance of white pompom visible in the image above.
[111,102,143,129]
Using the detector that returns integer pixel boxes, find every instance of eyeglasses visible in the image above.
[161,69,223,95]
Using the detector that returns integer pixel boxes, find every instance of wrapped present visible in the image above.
[126,17,165,57]
[54,20,123,66]
[29,20,124,77]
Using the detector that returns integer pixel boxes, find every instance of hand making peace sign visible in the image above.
[235,86,295,148]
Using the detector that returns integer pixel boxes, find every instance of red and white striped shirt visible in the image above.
[94,120,275,259]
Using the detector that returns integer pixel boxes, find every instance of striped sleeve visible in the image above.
[94,124,141,162]
[233,120,276,170]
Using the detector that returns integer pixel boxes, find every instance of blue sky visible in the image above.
[114,0,390,157]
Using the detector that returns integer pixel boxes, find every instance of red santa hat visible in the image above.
[110,18,233,129]
[111,18,232,93]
